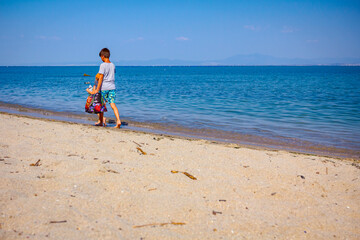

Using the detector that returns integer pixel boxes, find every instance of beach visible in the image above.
[0,112,359,239]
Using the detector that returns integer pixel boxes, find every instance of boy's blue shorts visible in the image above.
[101,90,116,104]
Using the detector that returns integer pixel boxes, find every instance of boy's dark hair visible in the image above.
[99,48,110,58]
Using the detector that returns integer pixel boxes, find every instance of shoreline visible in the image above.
[0,113,359,239]
[0,101,359,160]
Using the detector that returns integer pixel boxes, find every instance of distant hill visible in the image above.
[114,58,200,66]
[220,54,360,66]
[218,54,312,65]
[113,54,360,66]
[6,54,360,66]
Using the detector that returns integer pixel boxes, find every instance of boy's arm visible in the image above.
[92,74,103,94]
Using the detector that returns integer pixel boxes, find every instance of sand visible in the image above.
[0,113,359,239]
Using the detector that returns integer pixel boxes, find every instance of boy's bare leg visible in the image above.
[110,103,121,128]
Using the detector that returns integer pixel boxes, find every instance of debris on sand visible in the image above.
[133,221,185,228]
[171,170,197,180]
[49,220,67,224]
[106,169,120,174]
[136,147,147,155]
[212,210,222,215]
[30,159,41,166]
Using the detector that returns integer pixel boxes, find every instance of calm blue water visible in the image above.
[1,66,359,151]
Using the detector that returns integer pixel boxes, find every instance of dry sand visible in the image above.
[0,113,359,239]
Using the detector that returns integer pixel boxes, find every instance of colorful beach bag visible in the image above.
[85,92,107,114]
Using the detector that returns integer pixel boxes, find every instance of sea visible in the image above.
[0,66,359,158]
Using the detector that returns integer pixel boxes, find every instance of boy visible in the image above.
[88,48,121,128]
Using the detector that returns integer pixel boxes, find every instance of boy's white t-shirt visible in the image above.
[99,62,116,91]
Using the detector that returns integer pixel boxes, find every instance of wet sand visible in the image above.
[1,101,359,160]
[0,113,359,239]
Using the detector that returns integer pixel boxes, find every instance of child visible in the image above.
[87,48,121,128]
[86,73,107,126]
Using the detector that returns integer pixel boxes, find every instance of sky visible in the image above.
[0,0,360,65]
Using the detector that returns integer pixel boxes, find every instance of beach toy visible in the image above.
[83,73,90,76]
[85,92,107,114]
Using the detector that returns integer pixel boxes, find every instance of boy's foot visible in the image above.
[114,122,121,128]
[94,122,104,127]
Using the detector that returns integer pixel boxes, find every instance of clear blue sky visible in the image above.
[0,0,359,65]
